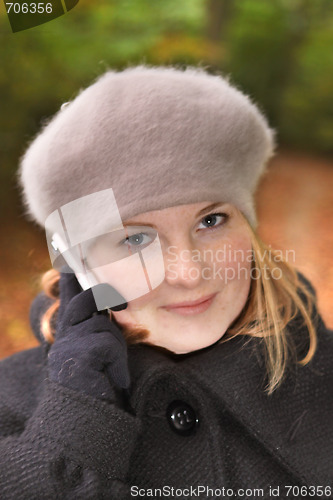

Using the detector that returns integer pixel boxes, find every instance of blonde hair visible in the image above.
[40,215,318,396]
[222,219,318,394]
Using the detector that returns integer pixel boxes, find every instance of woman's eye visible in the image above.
[121,232,152,248]
[198,213,228,230]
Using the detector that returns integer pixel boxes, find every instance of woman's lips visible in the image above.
[161,293,217,316]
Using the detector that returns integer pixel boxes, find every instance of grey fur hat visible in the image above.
[19,65,275,230]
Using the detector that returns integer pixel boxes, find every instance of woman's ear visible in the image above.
[29,292,55,345]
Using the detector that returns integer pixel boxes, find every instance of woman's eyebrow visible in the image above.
[196,202,227,217]
[123,221,157,228]
[123,202,227,227]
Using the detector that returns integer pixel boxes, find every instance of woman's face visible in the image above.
[92,201,253,354]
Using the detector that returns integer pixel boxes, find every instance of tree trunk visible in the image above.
[206,0,234,43]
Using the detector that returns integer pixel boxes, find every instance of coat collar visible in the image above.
[128,316,333,485]
[29,278,332,484]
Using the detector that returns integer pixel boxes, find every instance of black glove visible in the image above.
[48,272,130,401]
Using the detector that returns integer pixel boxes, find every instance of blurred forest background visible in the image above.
[0,0,332,357]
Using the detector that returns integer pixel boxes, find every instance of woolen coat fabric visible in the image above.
[0,275,332,500]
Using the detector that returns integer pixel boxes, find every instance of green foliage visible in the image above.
[280,22,333,153]
[225,0,290,121]
[222,0,333,153]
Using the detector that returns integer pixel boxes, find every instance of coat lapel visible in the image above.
[128,319,333,485]
[177,323,333,485]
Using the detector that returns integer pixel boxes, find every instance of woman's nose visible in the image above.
[164,244,203,288]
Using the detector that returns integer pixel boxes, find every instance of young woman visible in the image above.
[0,66,332,499]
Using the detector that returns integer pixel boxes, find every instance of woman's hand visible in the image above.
[48,272,130,401]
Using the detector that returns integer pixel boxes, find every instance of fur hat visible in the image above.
[18,65,275,230]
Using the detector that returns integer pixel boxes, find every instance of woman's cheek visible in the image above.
[111,297,154,330]
[111,308,138,330]
[211,233,252,283]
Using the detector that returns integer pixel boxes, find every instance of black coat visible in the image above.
[0,275,332,499]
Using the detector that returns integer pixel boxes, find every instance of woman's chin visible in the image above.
[146,328,226,355]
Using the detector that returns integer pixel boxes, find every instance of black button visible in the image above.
[166,400,199,436]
